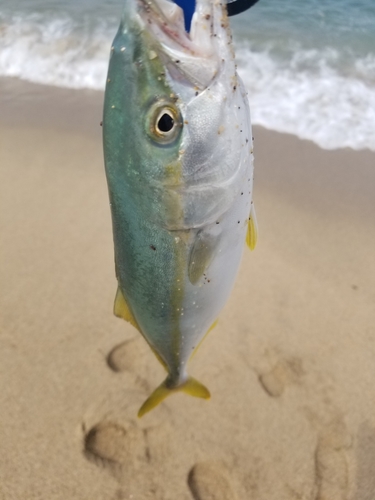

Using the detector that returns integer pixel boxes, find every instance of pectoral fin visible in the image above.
[188,229,219,285]
[113,286,140,332]
[138,376,210,418]
[246,203,258,250]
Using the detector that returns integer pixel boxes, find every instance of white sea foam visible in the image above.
[0,14,111,89]
[1,13,374,151]
[237,45,375,151]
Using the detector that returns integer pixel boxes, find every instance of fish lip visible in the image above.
[132,0,234,89]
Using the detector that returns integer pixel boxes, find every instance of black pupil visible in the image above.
[158,113,174,133]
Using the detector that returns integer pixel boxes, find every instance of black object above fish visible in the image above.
[174,0,260,31]
[227,0,260,16]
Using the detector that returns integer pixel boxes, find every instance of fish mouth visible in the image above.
[135,0,234,87]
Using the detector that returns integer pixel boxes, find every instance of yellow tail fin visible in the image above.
[138,377,210,418]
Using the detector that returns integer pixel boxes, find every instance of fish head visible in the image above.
[103,0,252,229]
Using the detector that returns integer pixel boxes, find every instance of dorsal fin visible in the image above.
[114,287,168,370]
[113,286,141,332]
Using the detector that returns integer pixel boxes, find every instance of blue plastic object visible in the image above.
[173,0,196,32]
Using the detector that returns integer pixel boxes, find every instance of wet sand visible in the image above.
[1,79,375,500]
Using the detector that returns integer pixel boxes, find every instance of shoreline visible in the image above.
[2,75,375,154]
[1,77,375,499]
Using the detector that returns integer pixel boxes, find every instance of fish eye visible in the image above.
[147,100,182,145]
[157,112,174,133]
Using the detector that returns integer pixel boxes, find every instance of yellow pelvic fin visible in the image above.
[138,376,210,418]
[113,286,140,332]
[246,203,258,251]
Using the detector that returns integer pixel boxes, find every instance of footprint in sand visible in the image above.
[353,423,375,500]
[84,420,148,473]
[107,337,146,374]
[188,462,238,500]
[258,357,304,397]
[83,416,170,498]
[313,420,352,500]
[107,336,156,393]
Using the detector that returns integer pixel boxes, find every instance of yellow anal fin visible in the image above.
[246,203,258,251]
[138,376,210,418]
[191,319,218,358]
[113,286,140,332]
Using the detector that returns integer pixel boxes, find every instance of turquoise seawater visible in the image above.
[0,0,374,150]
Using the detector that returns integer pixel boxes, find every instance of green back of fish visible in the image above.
[102,19,188,373]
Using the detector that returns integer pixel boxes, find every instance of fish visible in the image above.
[102,0,257,417]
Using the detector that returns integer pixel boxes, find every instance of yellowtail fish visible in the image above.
[102,0,257,417]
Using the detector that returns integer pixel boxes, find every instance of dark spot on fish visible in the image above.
[240,129,242,132]
[100,121,103,127]
[205,14,211,20]
[252,136,254,140]
[238,221,240,224]
[150,245,156,251]
[246,138,248,143]
[241,192,243,195]
[207,280,211,283]
[216,221,220,224]
[233,86,237,91]
[195,91,199,96]
[175,60,180,63]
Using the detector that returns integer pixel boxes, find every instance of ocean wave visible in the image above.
[236,44,375,151]
[1,12,374,152]
[0,13,112,89]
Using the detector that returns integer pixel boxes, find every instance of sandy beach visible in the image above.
[1,79,374,500]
